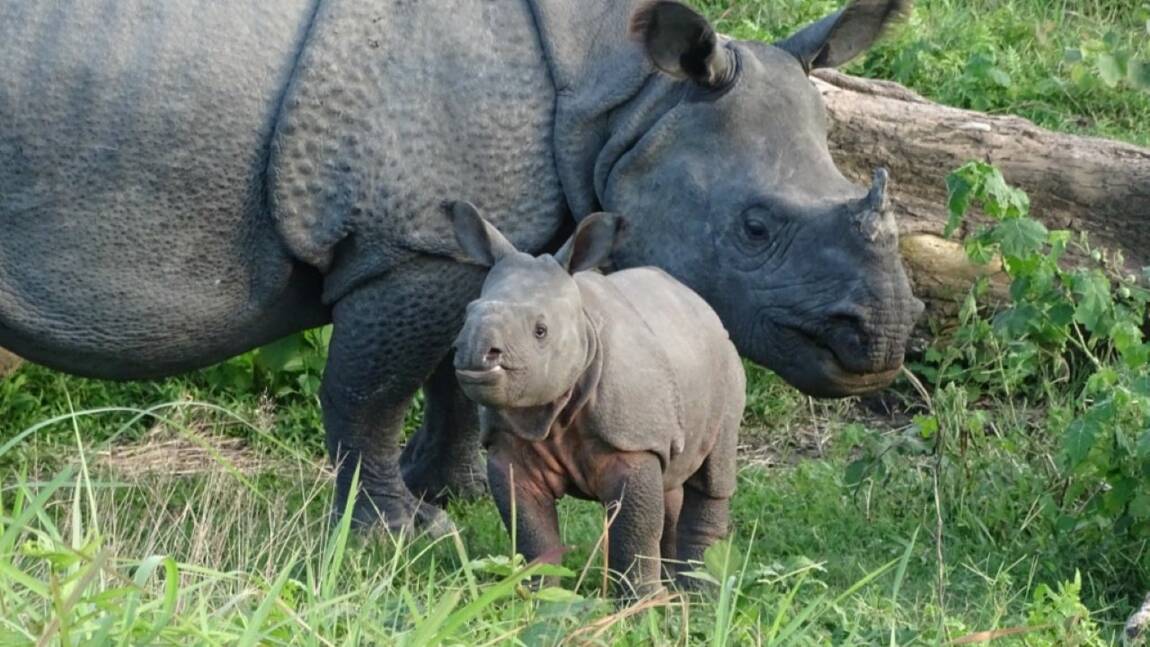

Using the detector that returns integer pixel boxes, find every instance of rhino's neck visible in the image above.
[526,0,664,219]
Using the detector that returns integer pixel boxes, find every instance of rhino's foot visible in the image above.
[337,494,457,540]
[400,441,488,505]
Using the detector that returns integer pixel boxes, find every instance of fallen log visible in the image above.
[0,347,21,378]
[814,69,1150,322]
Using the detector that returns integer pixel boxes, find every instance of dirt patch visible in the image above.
[94,427,320,478]
[738,396,915,470]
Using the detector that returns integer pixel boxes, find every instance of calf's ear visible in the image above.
[447,201,518,267]
[555,213,624,274]
[630,1,734,88]
[777,0,909,72]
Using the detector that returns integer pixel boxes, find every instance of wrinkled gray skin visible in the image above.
[448,202,744,597]
[0,0,922,532]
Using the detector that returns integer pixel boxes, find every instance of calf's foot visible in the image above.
[673,484,731,589]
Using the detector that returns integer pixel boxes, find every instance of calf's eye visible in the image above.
[534,323,548,339]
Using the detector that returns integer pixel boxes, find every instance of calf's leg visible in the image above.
[322,258,481,534]
[487,448,563,587]
[661,486,683,581]
[675,485,730,569]
[676,420,737,584]
[599,453,666,600]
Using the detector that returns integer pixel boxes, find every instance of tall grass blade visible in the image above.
[237,553,299,647]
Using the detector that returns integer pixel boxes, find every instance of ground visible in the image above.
[3,0,1150,644]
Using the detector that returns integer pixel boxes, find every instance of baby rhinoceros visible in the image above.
[446,201,746,598]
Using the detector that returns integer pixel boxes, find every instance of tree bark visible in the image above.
[812,69,1150,321]
[0,347,21,378]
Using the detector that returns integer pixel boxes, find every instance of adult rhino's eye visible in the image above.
[534,323,548,339]
[744,218,769,241]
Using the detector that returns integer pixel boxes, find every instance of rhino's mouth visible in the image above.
[781,326,901,397]
[455,366,507,385]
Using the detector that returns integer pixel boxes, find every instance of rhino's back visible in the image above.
[271,0,564,302]
[0,1,326,377]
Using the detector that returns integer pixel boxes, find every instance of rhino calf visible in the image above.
[447,201,745,596]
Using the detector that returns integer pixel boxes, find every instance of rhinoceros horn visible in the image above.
[855,168,896,242]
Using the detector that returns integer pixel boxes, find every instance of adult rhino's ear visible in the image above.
[777,0,910,72]
[447,201,518,267]
[554,213,625,274]
[630,1,734,88]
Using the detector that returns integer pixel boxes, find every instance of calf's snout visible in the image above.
[453,307,510,371]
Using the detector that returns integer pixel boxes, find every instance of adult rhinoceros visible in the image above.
[0,0,922,532]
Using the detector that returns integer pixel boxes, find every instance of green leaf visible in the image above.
[1048,303,1075,327]
[944,169,978,237]
[1097,53,1124,87]
[1048,229,1071,261]
[1128,59,1150,91]
[530,563,576,578]
[1063,47,1083,63]
[703,539,743,581]
[1065,418,1097,467]
[1112,321,1148,367]
[1137,431,1150,459]
[1072,272,1113,332]
[255,334,308,373]
[1131,492,1150,521]
[468,555,521,577]
[963,234,997,265]
[987,67,1012,88]
[914,415,940,440]
[1085,368,1119,394]
[844,459,870,488]
[994,218,1047,258]
[532,587,583,603]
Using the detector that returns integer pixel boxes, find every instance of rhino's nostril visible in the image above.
[484,348,503,365]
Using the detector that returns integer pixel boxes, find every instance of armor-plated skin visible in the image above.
[0,0,922,532]
[448,203,744,597]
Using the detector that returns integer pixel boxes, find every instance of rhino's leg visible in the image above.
[322,258,481,535]
[600,453,666,600]
[400,355,487,504]
[661,486,683,581]
[487,444,563,588]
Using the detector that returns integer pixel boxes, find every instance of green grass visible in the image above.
[0,430,1041,645]
[4,0,1150,644]
[702,0,1150,146]
[0,370,1135,644]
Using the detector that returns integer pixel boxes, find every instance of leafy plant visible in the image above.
[252,326,332,399]
[931,160,1150,542]
[1064,24,1150,93]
